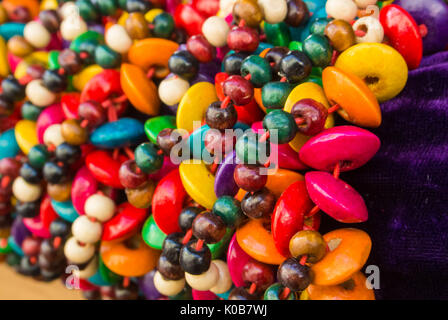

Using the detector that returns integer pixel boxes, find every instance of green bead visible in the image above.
[95,0,118,16]
[169,286,193,300]
[117,0,127,9]
[240,55,272,88]
[305,75,323,87]
[144,115,176,144]
[28,144,50,169]
[98,255,121,285]
[264,22,291,47]
[0,238,12,254]
[235,132,270,165]
[289,41,303,51]
[21,101,42,121]
[310,18,332,36]
[95,44,121,69]
[212,196,245,227]
[264,283,296,300]
[6,252,21,267]
[303,34,332,68]
[48,50,60,70]
[141,215,167,250]
[76,0,99,22]
[261,81,293,109]
[70,30,104,64]
[134,142,164,174]
[263,109,298,144]
[207,228,233,259]
[152,12,175,39]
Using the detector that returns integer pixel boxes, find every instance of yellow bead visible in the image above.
[0,35,9,78]
[335,43,408,102]
[118,12,129,27]
[179,160,217,209]
[72,64,103,91]
[176,82,218,132]
[14,51,48,79]
[145,8,164,23]
[40,0,59,10]
[14,120,38,155]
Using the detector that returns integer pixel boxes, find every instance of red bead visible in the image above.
[186,35,215,63]
[242,260,275,291]
[290,98,328,136]
[223,75,254,106]
[119,159,148,189]
[102,202,147,241]
[227,26,259,53]
[61,92,80,120]
[234,164,267,192]
[86,150,128,189]
[174,4,206,37]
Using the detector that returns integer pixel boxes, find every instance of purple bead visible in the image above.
[139,270,164,300]
[305,171,368,223]
[214,151,239,197]
[11,217,31,246]
[88,24,105,35]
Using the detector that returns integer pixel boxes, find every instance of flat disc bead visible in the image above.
[25,80,57,107]
[153,271,185,296]
[12,176,42,202]
[185,262,219,291]
[64,236,95,264]
[72,215,103,244]
[23,21,51,49]
[299,125,380,172]
[84,194,116,222]
[305,171,368,223]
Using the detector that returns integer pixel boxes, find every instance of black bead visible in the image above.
[228,287,258,300]
[18,256,41,276]
[1,76,25,101]
[157,254,184,280]
[168,50,199,80]
[42,69,68,93]
[277,258,313,292]
[39,238,64,261]
[125,0,150,12]
[114,281,140,300]
[241,188,276,219]
[49,219,71,238]
[16,200,40,218]
[265,46,289,77]
[55,143,81,164]
[20,162,43,184]
[205,101,238,130]
[279,50,312,83]
[0,94,14,117]
[179,240,211,275]
[161,232,184,265]
[173,28,188,44]
[178,206,202,232]
[223,52,247,75]
[82,289,102,300]
[43,161,68,184]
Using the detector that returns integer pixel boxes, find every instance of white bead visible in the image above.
[59,1,78,20]
[258,0,288,24]
[72,215,103,244]
[23,21,51,49]
[105,24,133,54]
[158,76,190,106]
[185,262,219,291]
[326,0,358,22]
[60,16,88,41]
[12,176,42,202]
[209,260,232,294]
[25,79,57,107]
[84,194,116,222]
[353,16,384,43]
[73,255,98,279]
[43,124,65,147]
[64,236,95,264]
[219,0,238,17]
[202,16,230,48]
[153,271,186,296]
[354,0,377,9]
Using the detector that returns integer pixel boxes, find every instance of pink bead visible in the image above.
[36,103,65,144]
[71,166,98,215]
[22,215,51,239]
[305,171,368,223]
[7,53,21,73]
[227,234,254,288]
[299,125,380,172]
[192,289,218,300]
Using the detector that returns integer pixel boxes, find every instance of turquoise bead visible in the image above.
[254,42,274,55]
[261,81,293,109]
[0,23,25,40]
[0,129,19,160]
[51,200,80,223]
[262,109,298,144]
[264,22,291,47]
[212,196,245,227]
[241,55,272,88]
[95,44,121,69]
[303,34,332,68]
[216,287,233,300]
[90,118,145,149]
[135,142,164,174]
[8,236,24,257]
[21,101,42,121]
[28,144,50,169]
[264,283,295,300]
[235,131,270,165]
[310,18,332,36]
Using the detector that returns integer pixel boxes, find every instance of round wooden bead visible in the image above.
[233,0,263,28]
[105,24,133,54]
[64,236,95,264]
[25,80,57,107]
[47,182,71,202]
[61,119,88,146]
[354,0,377,9]
[153,271,185,296]
[202,16,230,48]
[60,16,88,41]
[324,19,356,52]
[289,230,326,263]
[12,176,42,202]
[353,16,384,43]
[125,180,155,209]
[43,124,65,147]
[326,0,358,22]
[59,1,78,20]
[258,0,288,24]
[185,262,219,291]
[84,194,116,222]
[7,36,34,57]
[125,12,150,40]
[72,215,103,244]
[23,21,51,49]
[209,260,233,294]
[158,76,190,106]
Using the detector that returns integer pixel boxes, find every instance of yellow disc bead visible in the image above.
[14,120,38,155]
[14,51,48,79]
[72,64,103,91]
[0,35,9,77]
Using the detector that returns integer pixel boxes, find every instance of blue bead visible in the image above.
[0,129,20,160]
[51,200,79,223]
[0,23,25,40]
[8,236,24,256]
[90,118,145,149]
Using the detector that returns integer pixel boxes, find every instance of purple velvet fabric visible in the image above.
[319,51,448,299]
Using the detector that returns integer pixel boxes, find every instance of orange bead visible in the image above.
[307,271,375,300]
[311,228,372,286]
[322,66,381,128]
[100,235,161,277]
[254,88,267,113]
[128,38,179,79]
[236,218,286,265]
[2,0,39,18]
[265,168,303,198]
[120,63,161,116]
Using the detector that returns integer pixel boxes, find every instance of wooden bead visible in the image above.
[353,16,384,44]
[7,36,34,57]
[158,76,190,106]
[210,260,233,294]
[354,0,377,9]
[24,21,51,49]
[64,236,95,264]
[220,0,238,17]
[61,119,88,145]
[43,124,65,147]
[105,24,132,54]
[125,12,150,40]
[59,1,78,20]
[324,20,356,52]
[326,0,358,22]
[185,262,219,291]
[125,180,155,209]
[25,79,57,107]
[12,176,42,202]
[47,182,71,202]
[60,16,88,41]
[73,256,98,279]
[233,0,263,28]
[153,271,186,296]
[202,16,230,48]
[258,0,288,24]
[72,215,103,244]
[84,194,116,222]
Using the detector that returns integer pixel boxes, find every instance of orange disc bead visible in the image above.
[2,0,39,19]
[265,168,304,198]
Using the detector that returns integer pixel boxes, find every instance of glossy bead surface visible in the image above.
[60,119,87,146]
[168,50,199,80]
[279,50,312,83]
[157,254,184,280]
[278,258,313,291]
[241,188,275,219]
[242,260,275,291]
[240,55,271,88]
[291,98,327,136]
[235,132,270,165]
[324,19,356,52]
[26,79,56,107]
[326,0,357,22]
[261,81,292,109]
[212,196,245,227]
[289,230,326,263]
[234,164,267,192]
[185,262,219,291]
[23,21,51,48]
[119,160,147,189]
[125,181,155,209]
[205,101,238,130]
[264,283,295,300]
[180,240,212,275]
[84,194,116,222]
[105,24,132,54]
[72,215,102,244]
[258,0,288,24]
[202,16,229,48]
[232,0,263,28]
[353,16,384,44]
[64,236,95,264]
[303,34,332,68]
[263,110,298,144]
[223,75,254,106]
[90,118,145,149]
[12,176,42,203]
[153,271,185,296]
[285,0,309,27]
[135,142,163,174]
[192,211,226,244]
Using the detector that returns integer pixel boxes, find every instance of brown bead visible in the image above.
[232,0,263,28]
[125,180,155,209]
[265,46,289,76]
[242,260,275,292]
[7,36,34,57]
[58,49,83,74]
[285,0,310,27]
[78,101,106,128]
[157,128,183,156]
[229,287,258,300]
[47,182,72,202]
[39,10,61,33]
[205,101,238,130]
[61,119,88,145]
[277,258,313,291]
[0,158,22,178]
[157,254,184,280]
[324,19,356,52]
[125,12,150,40]
[119,160,148,189]
[234,164,267,192]
[289,230,326,263]
[0,5,7,24]
[241,187,275,219]
[192,211,226,244]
